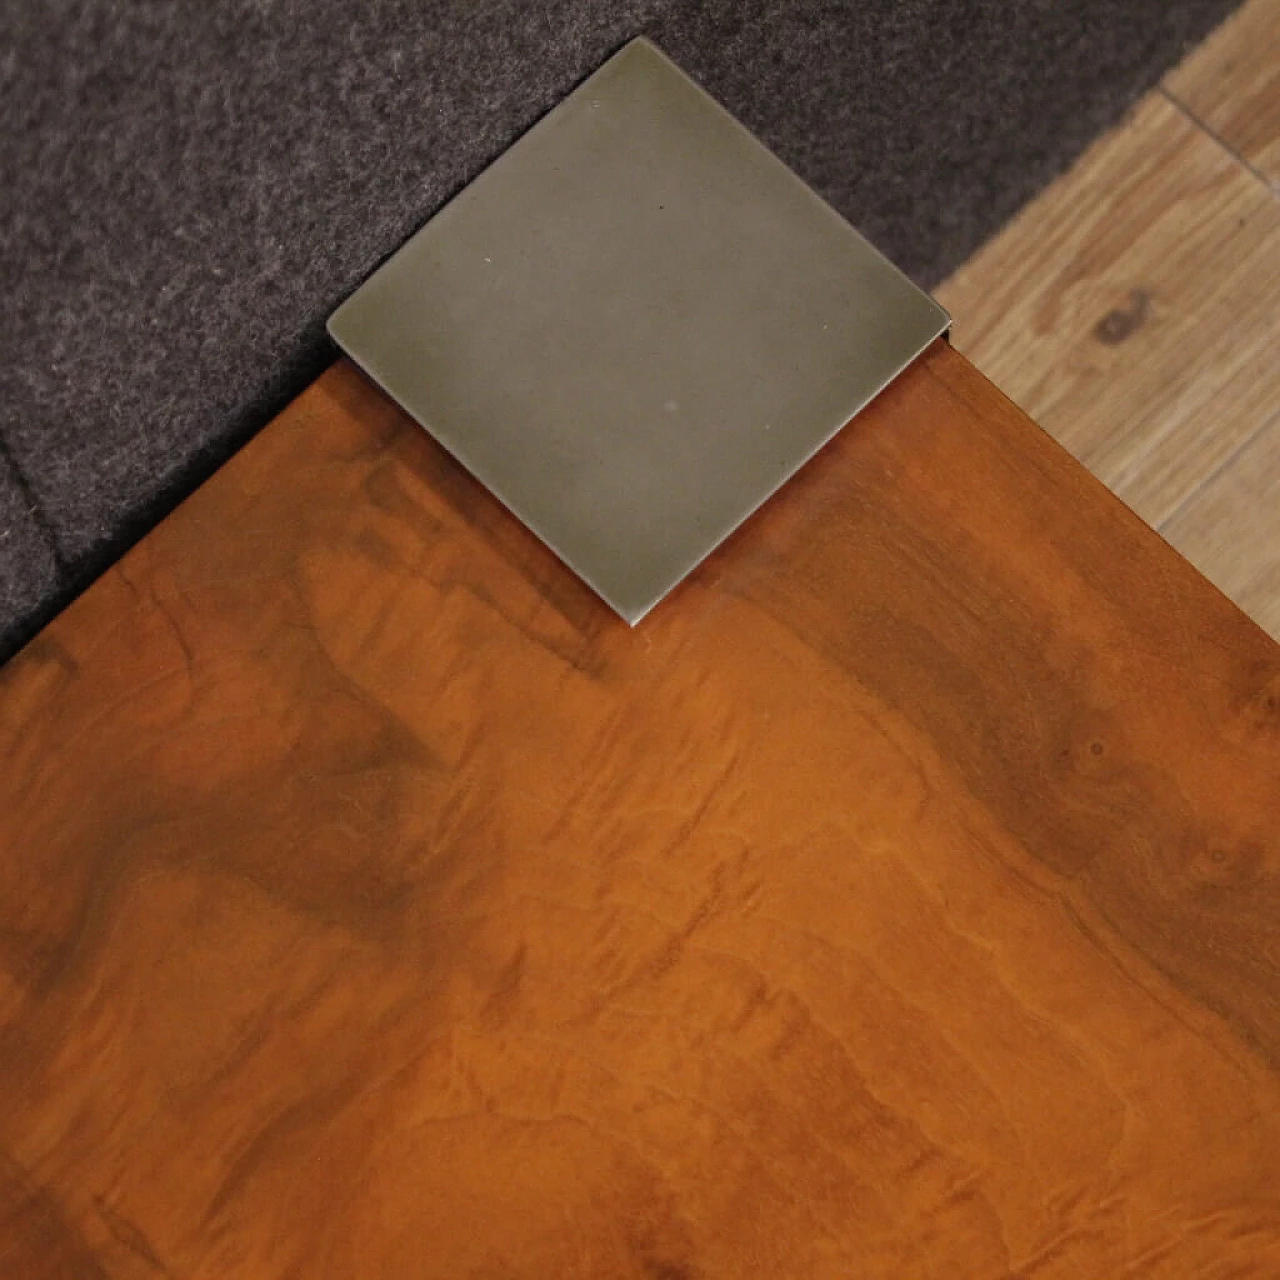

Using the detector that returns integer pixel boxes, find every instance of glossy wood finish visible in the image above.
[2,342,1279,1277]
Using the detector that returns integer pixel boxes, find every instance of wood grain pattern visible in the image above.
[2,344,1280,1277]
[936,91,1280,532]
[1164,0,1280,188]
[1165,408,1280,637]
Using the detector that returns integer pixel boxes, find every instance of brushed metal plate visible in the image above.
[329,37,949,623]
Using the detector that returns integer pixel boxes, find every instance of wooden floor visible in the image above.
[937,0,1280,638]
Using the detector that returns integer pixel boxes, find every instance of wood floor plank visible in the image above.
[935,91,1280,533]
[1164,0,1280,187]
[1164,409,1280,636]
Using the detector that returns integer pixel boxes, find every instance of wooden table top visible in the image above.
[2,340,1278,1277]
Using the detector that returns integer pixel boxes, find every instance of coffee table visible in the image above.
[2,342,1278,1275]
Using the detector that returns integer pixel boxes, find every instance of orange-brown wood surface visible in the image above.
[2,341,1279,1277]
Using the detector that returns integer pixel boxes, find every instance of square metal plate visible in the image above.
[328,37,949,623]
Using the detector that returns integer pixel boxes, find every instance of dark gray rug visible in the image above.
[0,0,1243,662]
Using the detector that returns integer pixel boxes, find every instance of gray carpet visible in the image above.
[0,0,1243,663]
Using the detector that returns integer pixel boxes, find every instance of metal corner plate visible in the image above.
[328,37,949,623]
